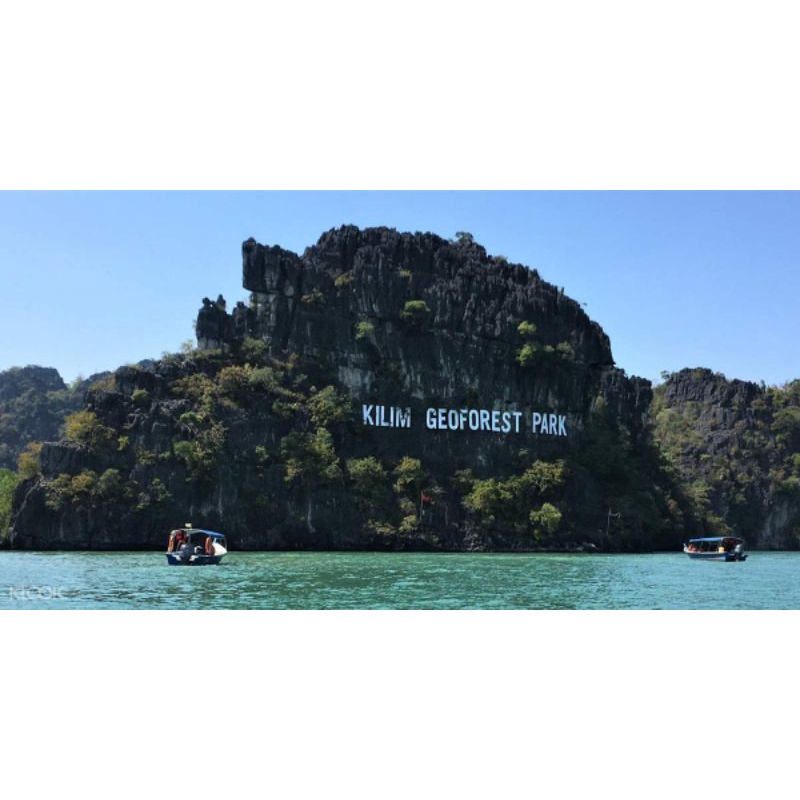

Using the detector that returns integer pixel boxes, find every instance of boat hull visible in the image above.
[685,551,747,562]
[165,553,224,566]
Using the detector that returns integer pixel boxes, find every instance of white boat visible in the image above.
[683,536,747,562]
[165,527,228,565]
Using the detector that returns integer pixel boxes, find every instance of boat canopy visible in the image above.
[688,536,744,543]
[184,529,226,539]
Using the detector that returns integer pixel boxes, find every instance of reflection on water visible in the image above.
[1,550,798,609]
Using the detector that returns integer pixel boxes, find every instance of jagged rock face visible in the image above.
[0,366,79,470]
[660,369,765,459]
[239,228,652,474]
[653,368,800,548]
[196,296,248,351]
[244,227,613,380]
[663,368,761,416]
[245,228,621,417]
[10,227,679,552]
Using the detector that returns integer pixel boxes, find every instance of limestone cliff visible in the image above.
[652,368,800,548]
[9,227,693,551]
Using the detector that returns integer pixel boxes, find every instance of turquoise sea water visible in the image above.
[2,550,799,609]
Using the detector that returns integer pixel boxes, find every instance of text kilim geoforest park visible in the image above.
[361,404,568,436]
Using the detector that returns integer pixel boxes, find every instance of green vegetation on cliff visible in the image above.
[516,321,575,368]
[7,352,797,551]
[0,468,20,542]
[458,460,566,538]
[400,300,431,330]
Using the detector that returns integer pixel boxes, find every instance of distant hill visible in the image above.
[0,365,121,471]
[0,366,80,470]
[652,368,800,548]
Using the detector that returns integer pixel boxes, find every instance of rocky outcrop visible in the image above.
[0,366,80,470]
[10,227,693,552]
[242,227,613,379]
[195,295,249,351]
[223,227,653,483]
[652,368,800,548]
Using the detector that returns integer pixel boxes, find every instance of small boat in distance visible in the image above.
[166,526,228,566]
[684,536,747,562]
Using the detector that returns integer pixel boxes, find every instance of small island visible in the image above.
[2,226,799,552]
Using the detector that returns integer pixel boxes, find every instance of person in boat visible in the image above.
[204,536,215,557]
[167,530,183,553]
[177,534,194,562]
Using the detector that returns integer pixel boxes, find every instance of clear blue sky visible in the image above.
[1,191,798,387]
